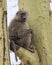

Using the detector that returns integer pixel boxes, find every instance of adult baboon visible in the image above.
[9,10,34,53]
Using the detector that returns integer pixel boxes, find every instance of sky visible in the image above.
[10,51,21,65]
[50,2,52,10]
[7,0,19,26]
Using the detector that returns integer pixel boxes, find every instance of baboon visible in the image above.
[9,10,35,54]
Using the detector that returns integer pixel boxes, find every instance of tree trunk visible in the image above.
[18,0,52,65]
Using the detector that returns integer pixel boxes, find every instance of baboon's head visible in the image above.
[15,10,28,22]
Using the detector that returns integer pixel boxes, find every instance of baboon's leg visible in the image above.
[16,33,31,47]
[16,32,35,53]
[10,40,20,51]
[12,41,17,61]
[10,40,20,61]
[25,33,35,53]
[16,36,27,47]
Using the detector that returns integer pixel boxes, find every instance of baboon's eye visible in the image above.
[21,13,26,18]
[21,13,26,16]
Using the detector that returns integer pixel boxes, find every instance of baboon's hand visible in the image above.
[27,47,35,53]
[27,29,33,34]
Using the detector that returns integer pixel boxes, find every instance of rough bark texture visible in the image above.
[0,0,10,65]
[17,47,40,65]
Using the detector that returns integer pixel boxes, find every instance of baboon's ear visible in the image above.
[16,10,22,15]
[16,9,22,15]
[16,11,19,15]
